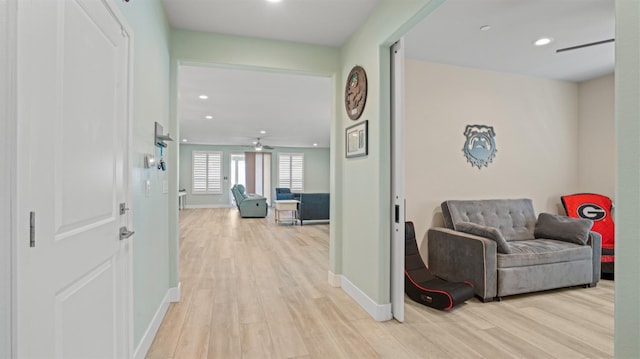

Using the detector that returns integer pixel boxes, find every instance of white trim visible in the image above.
[4,0,17,356]
[390,38,406,322]
[0,0,18,358]
[105,1,136,356]
[185,204,233,209]
[327,271,342,287]
[168,282,181,302]
[133,284,181,359]
[341,276,392,322]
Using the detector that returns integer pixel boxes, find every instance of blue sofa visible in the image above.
[230,184,268,218]
[298,193,329,225]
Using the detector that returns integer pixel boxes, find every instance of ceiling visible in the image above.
[167,0,615,148]
[178,65,332,148]
[162,0,382,47]
[404,0,614,83]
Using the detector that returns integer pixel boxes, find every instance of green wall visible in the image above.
[179,144,330,207]
[614,1,640,356]
[336,0,442,304]
[114,0,172,348]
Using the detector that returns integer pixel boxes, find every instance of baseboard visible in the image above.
[168,282,181,302]
[184,204,232,209]
[133,283,181,359]
[327,271,342,287]
[341,276,392,322]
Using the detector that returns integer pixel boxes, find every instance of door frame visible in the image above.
[13,0,135,356]
[390,38,405,322]
[3,0,17,356]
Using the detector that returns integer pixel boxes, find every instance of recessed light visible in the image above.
[205,115,213,120]
[533,37,553,46]
[260,130,266,134]
[479,25,491,31]
[313,143,318,147]
[266,0,281,3]
[182,138,188,142]
[198,94,208,100]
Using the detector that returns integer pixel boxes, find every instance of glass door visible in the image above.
[230,153,246,206]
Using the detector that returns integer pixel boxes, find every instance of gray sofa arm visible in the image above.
[588,231,602,286]
[427,228,498,301]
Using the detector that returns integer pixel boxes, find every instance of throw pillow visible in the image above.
[534,213,593,245]
[456,222,512,254]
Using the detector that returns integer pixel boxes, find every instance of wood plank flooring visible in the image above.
[146,208,614,359]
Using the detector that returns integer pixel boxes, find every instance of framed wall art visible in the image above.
[346,120,368,158]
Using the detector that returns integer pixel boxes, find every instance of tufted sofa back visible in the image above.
[441,199,536,241]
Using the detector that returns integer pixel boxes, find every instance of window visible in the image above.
[192,151,223,194]
[278,153,304,192]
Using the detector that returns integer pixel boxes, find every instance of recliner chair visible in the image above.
[230,184,268,218]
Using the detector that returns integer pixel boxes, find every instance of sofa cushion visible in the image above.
[497,239,592,268]
[442,199,536,241]
[534,213,593,245]
[456,222,512,254]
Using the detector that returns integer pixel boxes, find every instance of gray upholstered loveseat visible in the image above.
[427,199,601,302]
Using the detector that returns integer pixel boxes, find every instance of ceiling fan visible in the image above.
[245,137,274,151]
[556,38,615,53]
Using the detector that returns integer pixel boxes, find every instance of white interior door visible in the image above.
[391,39,405,322]
[16,0,132,357]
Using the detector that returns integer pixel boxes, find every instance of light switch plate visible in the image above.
[145,180,151,197]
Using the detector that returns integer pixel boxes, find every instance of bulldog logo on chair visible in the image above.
[463,124,497,169]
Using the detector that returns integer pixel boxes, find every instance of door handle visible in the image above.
[395,204,400,223]
[119,226,135,240]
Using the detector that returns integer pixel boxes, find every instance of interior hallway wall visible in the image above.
[114,0,173,350]
[615,1,640,355]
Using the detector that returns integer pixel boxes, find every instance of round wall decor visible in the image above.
[344,65,367,121]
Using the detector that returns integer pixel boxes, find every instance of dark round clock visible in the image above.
[344,65,367,121]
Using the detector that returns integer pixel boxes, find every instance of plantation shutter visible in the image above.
[278,153,304,192]
[192,151,222,194]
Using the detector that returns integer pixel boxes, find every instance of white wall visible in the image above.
[578,74,615,199]
[404,60,580,249]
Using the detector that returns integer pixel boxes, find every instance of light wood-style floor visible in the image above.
[146,208,614,359]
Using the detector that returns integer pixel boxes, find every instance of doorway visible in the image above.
[230,153,246,206]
